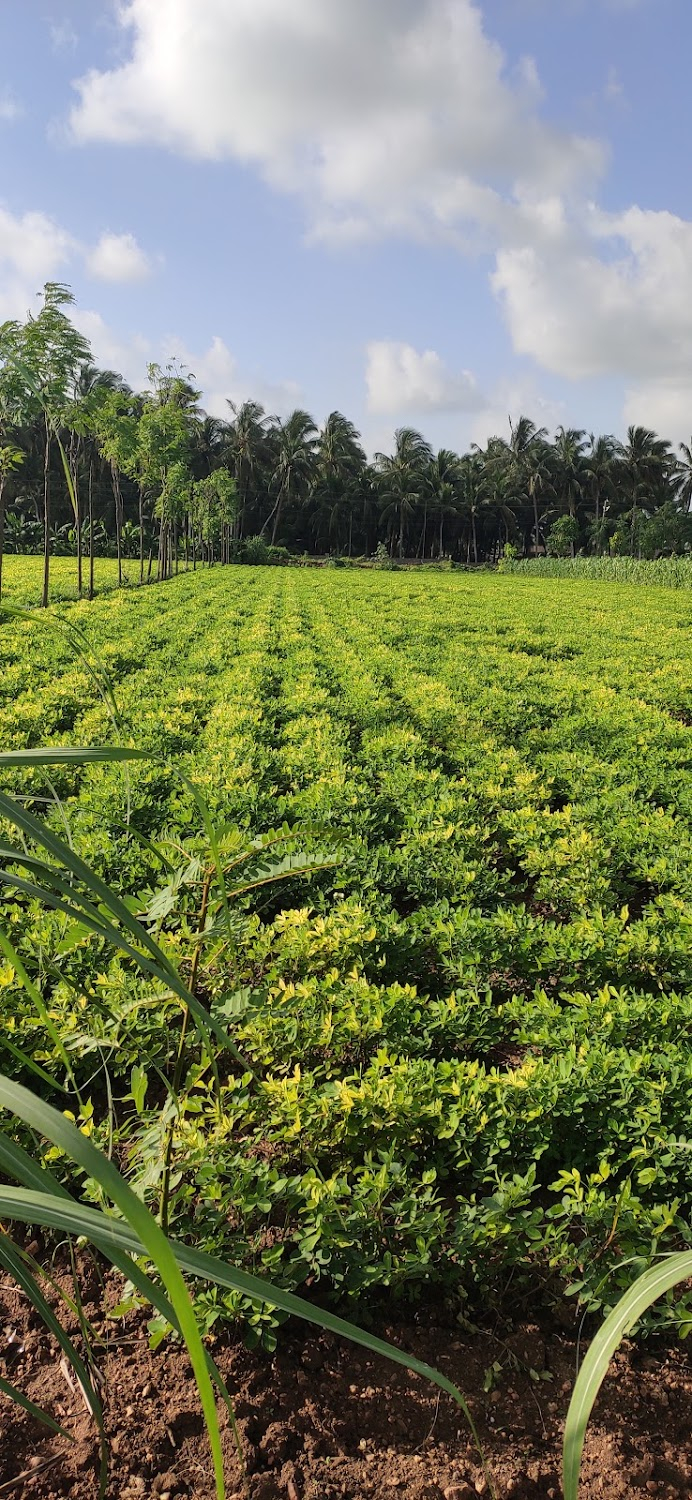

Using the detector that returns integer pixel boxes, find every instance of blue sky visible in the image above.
[1,0,690,454]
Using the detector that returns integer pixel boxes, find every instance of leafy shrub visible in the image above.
[240,534,270,565]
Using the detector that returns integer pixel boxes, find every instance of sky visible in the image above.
[0,0,691,454]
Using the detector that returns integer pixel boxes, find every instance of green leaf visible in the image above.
[563,1251,692,1500]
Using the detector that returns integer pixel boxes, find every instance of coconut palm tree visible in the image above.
[487,416,550,555]
[427,448,461,558]
[553,427,588,554]
[676,439,692,515]
[585,433,618,553]
[617,426,675,554]
[313,411,366,554]
[375,428,433,559]
[263,409,318,544]
[227,400,269,539]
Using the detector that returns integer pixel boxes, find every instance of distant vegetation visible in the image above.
[2,283,692,605]
[503,554,692,587]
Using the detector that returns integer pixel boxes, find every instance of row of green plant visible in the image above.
[501,553,692,587]
[1,564,692,1493]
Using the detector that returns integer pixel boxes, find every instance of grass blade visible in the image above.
[563,1250,692,1500]
[0,1182,482,1451]
[0,1232,103,1427]
[0,1374,73,1440]
[0,1077,227,1500]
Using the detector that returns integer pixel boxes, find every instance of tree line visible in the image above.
[1,282,692,604]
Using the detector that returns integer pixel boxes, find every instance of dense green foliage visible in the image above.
[2,564,692,1340]
[2,287,692,605]
[503,555,692,587]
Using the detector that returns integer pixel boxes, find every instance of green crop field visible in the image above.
[2,561,692,1342]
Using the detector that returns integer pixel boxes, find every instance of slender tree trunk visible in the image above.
[0,480,5,602]
[88,460,94,601]
[398,501,404,559]
[184,514,189,570]
[111,464,123,586]
[439,512,444,558]
[41,416,51,609]
[157,512,165,580]
[471,509,478,565]
[139,488,144,585]
[76,483,82,596]
[174,520,179,575]
[270,490,284,545]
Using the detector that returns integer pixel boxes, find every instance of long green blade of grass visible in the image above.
[0,1077,227,1500]
[0,1374,74,1441]
[0,1231,103,1428]
[0,1180,479,1440]
[563,1250,692,1499]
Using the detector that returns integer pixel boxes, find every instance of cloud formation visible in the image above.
[69,0,602,245]
[493,205,692,383]
[366,340,484,416]
[0,92,22,122]
[0,206,75,320]
[56,0,692,439]
[86,230,153,282]
[165,335,302,420]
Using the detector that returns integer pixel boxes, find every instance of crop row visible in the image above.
[1,564,692,1330]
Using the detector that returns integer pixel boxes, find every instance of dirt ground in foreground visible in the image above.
[2,1261,692,1500]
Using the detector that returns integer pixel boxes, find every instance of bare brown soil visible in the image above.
[2,1264,692,1500]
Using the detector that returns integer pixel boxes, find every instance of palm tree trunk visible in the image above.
[41,415,51,609]
[439,512,444,557]
[398,501,404,559]
[471,509,478,566]
[270,490,285,545]
[139,488,144,585]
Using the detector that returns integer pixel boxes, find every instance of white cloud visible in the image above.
[0,205,75,320]
[50,19,78,53]
[68,0,603,243]
[86,230,153,283]
[492,204,692,384]
[73,308,152,389]
[366,340,484,415]
[164,334,302,420]
[0,92,22,123]
[51,0,692,440]
[468,377,567,448]
[603,65,625,104]
[622,381,692,447]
